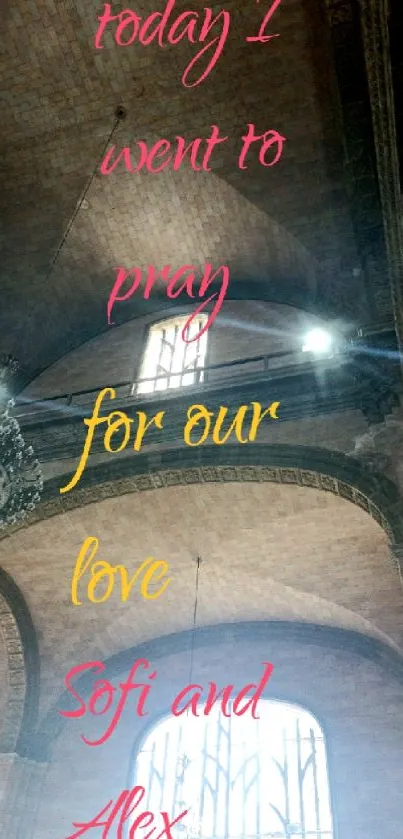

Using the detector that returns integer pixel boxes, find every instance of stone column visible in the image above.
[390,543,403,582]
[358,0,403,354]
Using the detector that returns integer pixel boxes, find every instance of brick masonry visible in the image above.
[0,481,401,720]
[1,0,403,836]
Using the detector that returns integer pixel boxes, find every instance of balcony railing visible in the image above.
[13,348,345,424]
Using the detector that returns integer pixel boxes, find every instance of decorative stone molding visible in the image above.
[0,571,39,758]
[390,542,403,577]
[0,595,26,753]
[391,542,403,559]
[0,459,395,542]
[0,444,399,755]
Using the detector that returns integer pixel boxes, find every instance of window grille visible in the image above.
[133,700,334,839]
[137,316,208,395]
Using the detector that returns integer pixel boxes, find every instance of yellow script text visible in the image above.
[59,386,280,494]
[71,536,172,605]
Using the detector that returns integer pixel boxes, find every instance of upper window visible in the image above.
[137,315,208,395]
[133,700,334,839]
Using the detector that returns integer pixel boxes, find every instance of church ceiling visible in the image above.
[0,0,393,380]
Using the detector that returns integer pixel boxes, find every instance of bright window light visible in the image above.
[137,315,208,395]
[302,328,332,354]
[133,699,334,839]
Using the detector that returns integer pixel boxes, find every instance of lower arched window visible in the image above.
[133,700,334,838]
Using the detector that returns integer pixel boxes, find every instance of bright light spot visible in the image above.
[302,328,332,354]
[134,700,334,839]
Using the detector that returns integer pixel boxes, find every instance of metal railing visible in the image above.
[12,347,342,422]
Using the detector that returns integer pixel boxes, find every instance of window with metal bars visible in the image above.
[137,316,208,395]
[132,700,334,839]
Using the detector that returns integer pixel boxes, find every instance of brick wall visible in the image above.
[1,0,374,377]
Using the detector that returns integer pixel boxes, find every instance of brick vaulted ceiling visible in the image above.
[0,483,401,720]
[0,0,392,380]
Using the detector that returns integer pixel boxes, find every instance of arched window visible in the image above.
[133,700,334,839]
[137,315,208,395]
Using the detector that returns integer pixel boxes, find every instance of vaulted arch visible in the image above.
[0,569,40,754]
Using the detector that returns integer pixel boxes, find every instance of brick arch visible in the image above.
[6,443,403,545]
[0,569,40,754]
[2,445,402,756]
[33,620,403,763]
